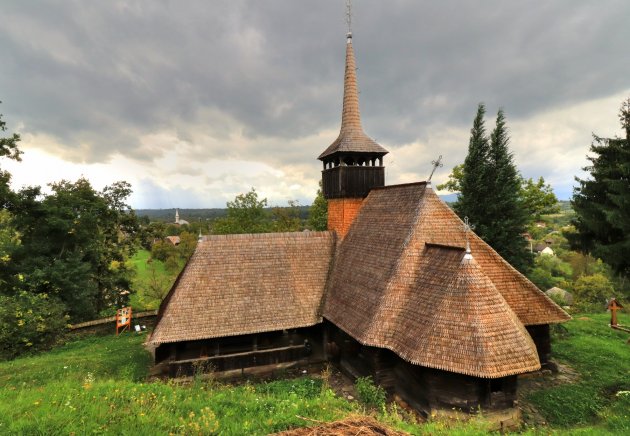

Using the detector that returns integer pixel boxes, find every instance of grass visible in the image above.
[0,333,494,435]
[0,314,628,434]
[524,313,630,434]
[128,249,182,310]
[0,334,355,435]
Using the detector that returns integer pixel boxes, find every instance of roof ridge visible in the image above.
[200,231,334,241]
[370,181,428,191]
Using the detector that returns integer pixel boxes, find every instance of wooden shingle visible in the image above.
[323,183,569,378]
[149,231,336,345]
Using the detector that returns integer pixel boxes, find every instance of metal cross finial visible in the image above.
[428,155,443,182]
[345,0,353,36]
[463,216,475,256]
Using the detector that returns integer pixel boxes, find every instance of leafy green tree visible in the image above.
[178,231,197,260]
[436,164,464,192]
[0,102,21,162]
[439,172,559,224]
[521,176,560,219]
[213,188,271,234]
[151,239,178,262]
[527,254,573,291]
[0,291,68,360]
[573,273,615,306]
[308,185,328,231]
[9,178,138,321]
[570,96,630,277]
[140,261,171,306]
[0,102,21,209]
[271,200,303,232]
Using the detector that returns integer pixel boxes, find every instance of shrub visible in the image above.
[355,376,386,408]
[0,291,68,360]
[573,273,615,310]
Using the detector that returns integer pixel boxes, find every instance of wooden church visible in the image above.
[149,21,569,416]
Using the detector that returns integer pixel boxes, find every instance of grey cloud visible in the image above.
[1,0,629,193]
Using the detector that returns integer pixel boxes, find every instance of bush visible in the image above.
[573,273,615,310]
[0,292,68,360]
[355,376,386,409]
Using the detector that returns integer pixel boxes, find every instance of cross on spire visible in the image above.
[428,155,443,183]
[463,216,475,259]
[346,0,353,37]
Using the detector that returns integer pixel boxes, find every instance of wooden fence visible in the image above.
[69,310,158,330]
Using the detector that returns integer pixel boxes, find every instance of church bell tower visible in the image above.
[318,8,388,238]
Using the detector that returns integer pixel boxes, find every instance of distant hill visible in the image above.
[134,208,228,222]
[135,206,311,222]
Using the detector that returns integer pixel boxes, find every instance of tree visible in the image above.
[455,105,530,272]
[484,108,530,271]
[454,103,491,238]
[520,176,560,219]
[439,170,559,221]
[140,261,171,305]
[527,254,573,292]
[570,96,630,277]
[0,102,21,209]
[308,184,328,231]
[436,164,464,193]
[9,178,139,321]
[213,188,271,234]
[178,231,197,260]
[573,273,615,306]
[0,291,67,360]
[271,200,302,232]
[0,102,21,162]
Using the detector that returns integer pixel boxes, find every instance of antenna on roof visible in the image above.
[345,0,353,40]
[463,216,475,260]
[427,155,443,184]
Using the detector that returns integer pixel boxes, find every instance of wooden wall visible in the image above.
[526,324,551,364]
[328,323,518,415]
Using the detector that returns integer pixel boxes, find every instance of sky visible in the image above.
[1,0,629,209]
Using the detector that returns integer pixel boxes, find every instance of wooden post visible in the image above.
[608,298,623,326]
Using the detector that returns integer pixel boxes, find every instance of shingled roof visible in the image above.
[318,36,388,160]
[323,182,569,378]
[149,231,336,345]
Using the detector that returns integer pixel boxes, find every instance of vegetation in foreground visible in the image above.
[0,332,494,435]
[524,313,630,434]
[0,314,628,435]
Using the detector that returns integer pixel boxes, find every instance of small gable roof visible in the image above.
[149,231,336,345]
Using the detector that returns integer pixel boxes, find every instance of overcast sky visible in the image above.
[1,0,629,209]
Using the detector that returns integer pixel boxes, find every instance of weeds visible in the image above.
[355,376,386,409]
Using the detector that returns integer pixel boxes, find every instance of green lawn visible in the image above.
[524,313,630,434]
[0,314,628,434]
[0,334,356,435]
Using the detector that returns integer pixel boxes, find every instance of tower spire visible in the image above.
[317,1,389,238]
[317,2,388,161]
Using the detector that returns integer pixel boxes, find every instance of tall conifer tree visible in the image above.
[485,109,530,272]
[456,105,530,273]
[455,103,490,237]
[571,97,630,276]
